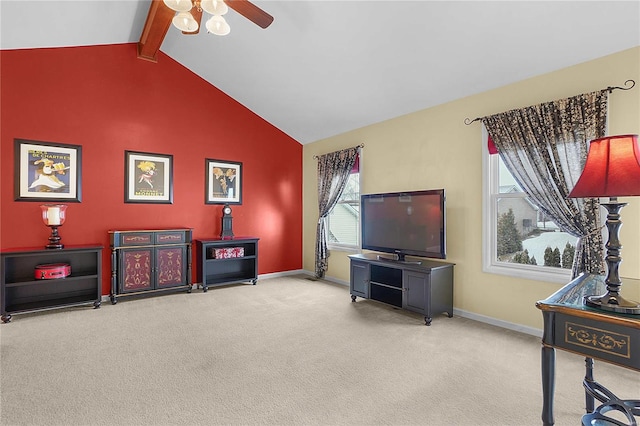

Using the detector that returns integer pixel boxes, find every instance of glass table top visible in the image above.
[538,273,640,321]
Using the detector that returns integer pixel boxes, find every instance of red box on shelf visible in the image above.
[34,263,71,280]
[210,247,244,259]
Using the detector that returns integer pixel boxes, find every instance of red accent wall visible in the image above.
[0,43,303,295]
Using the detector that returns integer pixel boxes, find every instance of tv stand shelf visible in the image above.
[349,253,454,326]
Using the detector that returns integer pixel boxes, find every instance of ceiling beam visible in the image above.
[137,0,174,62]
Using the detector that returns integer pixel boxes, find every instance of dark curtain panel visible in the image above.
[315,147,359,278]
[482,90,608,278]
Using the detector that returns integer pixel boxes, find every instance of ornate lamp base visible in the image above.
[585,201,640,315]
[585,293,640,315]
[46,225,64,250]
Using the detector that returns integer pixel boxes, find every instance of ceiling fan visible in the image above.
[138,0,274,62]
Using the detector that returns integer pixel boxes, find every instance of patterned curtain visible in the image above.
[481,91,608,278]
[315,147,359,278]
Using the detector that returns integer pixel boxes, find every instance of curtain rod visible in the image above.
[463,79,636,126]
[313,143,364,160]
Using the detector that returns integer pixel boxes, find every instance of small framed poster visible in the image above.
[205,159,242,205]
[125,151,173,204]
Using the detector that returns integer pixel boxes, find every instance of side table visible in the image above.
[536,274,639,425]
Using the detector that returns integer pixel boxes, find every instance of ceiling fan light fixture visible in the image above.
[201,0,228,16]
[173,11,199,32]
[206,15,231,36]
[163,0,193,12]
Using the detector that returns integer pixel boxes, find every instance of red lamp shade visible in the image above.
[569,134,640,198]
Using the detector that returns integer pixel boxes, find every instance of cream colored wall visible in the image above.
[302,47,640,330]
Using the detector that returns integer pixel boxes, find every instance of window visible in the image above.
[482,128,578,283]
[327,156,360,250]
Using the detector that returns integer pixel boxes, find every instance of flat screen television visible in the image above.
[361,189,446,261]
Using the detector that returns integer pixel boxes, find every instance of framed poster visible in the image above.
[14,139,82,202]
[205,159,242,205]
[125,151,173,204]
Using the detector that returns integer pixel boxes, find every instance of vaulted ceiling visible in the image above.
[2,1,639,144]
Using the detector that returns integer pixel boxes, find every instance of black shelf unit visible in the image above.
[1,245,103,323]
[195,237,259,291]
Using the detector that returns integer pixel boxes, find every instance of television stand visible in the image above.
[349,253,454,326]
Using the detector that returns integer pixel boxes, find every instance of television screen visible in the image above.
[361,189,446,260]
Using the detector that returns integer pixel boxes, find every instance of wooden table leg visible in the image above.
[541,345,556,426]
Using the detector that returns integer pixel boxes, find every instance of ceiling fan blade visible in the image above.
[225,0,274,29]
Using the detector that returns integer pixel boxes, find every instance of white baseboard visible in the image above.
[314,274,349,287]
[257,269,306,280]
[270,269,350,287]
[453,308,543,338]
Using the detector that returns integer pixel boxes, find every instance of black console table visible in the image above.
[348,253,454,325]
[195,237,259,291]
[1,245,103,323]
[536,274,640,425]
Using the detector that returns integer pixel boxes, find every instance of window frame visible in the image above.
[481,126,574,284]
[326,156,361,253]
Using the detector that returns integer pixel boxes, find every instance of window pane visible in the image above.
[327,202,359,245]
[327,173,360,247]
[496,196,577,269]
[498,156,523,193]
[339,173,359,201]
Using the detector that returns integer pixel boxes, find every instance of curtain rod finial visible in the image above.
[607,79,635,93]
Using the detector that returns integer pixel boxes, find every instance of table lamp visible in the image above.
[568,134,640,314]
[40,204,67,249]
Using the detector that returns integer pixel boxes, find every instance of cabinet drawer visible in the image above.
[120,233,153,246]
[555,313,639,368]
[155,232,186,245]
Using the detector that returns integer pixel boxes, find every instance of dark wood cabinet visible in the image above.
[1,246,103,323]
[350,260,369,299]
[195,237,259,291]
[349,253,454,326]
[109,229,192,303]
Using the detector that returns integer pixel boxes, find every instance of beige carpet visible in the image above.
[0,275,637,426]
